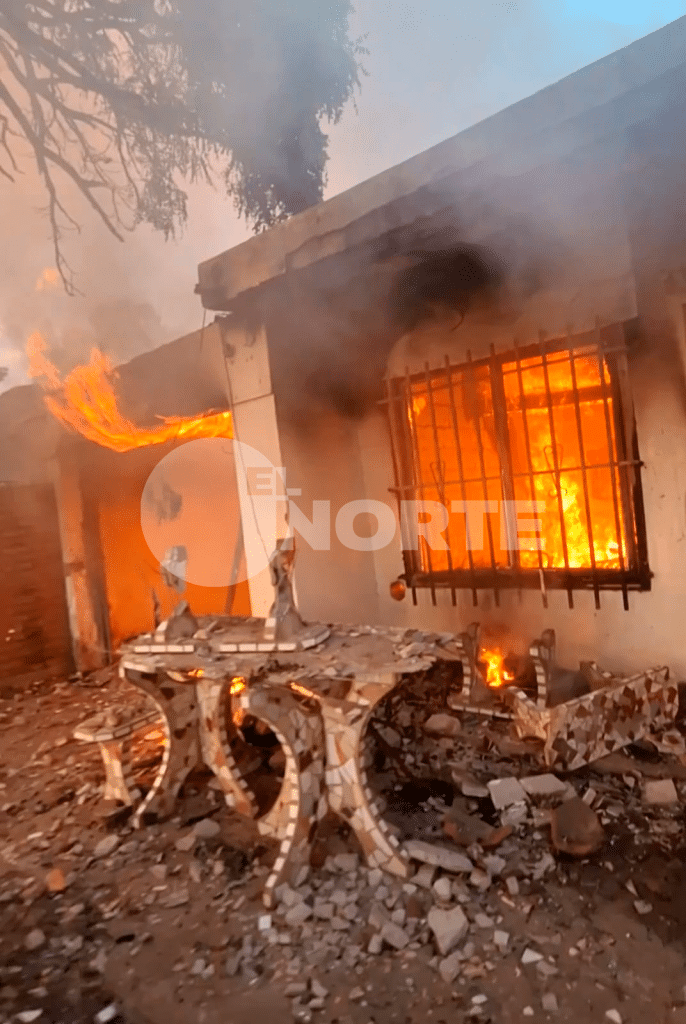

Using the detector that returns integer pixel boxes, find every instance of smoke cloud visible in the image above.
[265,188,573,424]
[0,169,249,391]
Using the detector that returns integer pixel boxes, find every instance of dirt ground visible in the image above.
[2,675,686,1024]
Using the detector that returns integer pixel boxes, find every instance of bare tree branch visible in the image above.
[0,0,365,286]
[0,0,365,289]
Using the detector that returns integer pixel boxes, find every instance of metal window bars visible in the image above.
[381,321,650,609]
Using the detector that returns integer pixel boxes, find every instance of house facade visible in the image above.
[195,17,686,679]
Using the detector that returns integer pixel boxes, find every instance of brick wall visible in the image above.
[0,484,73,683]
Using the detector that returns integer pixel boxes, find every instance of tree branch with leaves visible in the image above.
[0,0,365,291]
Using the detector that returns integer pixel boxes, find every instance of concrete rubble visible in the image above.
[1,666,686,1024]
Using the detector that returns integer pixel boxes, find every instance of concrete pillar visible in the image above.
[219,319,288,617]
[52,451,108,672]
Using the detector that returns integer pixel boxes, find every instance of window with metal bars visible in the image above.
[382,323,650,609]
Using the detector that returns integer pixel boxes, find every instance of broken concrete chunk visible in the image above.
[380,921,410,950]
[520,774,570,804]
[424,714,462,738]
[505,876,519,897]
[521,948,543,964]
[285,982,307,997]
[175,833,196,853]
[193,818,221,840]
[225,954,242,977]
[277,885,302,908]
[310,980,328,1000]
[500,804,529,828]
[460,778,490,799]
[469,869,491,892]
[432,877,452,903]
[438,951,462,983]
[368,904,390,931]
[542,992,559,1013]
[164,887,190,908]
[550,797,605,858]
[93,835,119,859]
[94,1005,118,1024]
[332,853,359,873]
[414,864,437,889]
[24,929,46,952]
[474,913,494,929]
[643,778,679,806]
[405,840,473,874]
[427,905,469,956]
[285,902,313,928]
[482,854,506,877]
[488,777,527,809]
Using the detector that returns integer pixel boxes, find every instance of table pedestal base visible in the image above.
[239,686,326,908]
[321,698,409,879]
[126,673,200,827]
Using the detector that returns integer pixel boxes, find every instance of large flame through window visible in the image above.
[396,337,642,588]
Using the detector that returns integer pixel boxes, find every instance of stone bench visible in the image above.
[74,707,162,805]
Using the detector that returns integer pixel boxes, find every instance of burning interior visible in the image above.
[384,322,648,606]
[19,322,251,664]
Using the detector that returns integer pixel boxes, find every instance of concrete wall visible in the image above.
[272,302,686,679]
[260,126,686,680]
[210,40,686,678]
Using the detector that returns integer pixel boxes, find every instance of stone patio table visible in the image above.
[119,656,262,827]
[117,617,444,901]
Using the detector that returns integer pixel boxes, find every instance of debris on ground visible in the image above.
[1,672,686,1024]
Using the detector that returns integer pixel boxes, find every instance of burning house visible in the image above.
[194,17,686,682]
[0,324,251,679]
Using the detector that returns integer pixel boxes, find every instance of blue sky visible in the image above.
[324,0,686,194]
[2,0,686,389]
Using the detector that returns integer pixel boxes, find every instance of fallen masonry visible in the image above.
[2,657,686,1022]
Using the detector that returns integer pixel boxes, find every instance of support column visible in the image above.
[52,449,108,672]
[220,319,289,617]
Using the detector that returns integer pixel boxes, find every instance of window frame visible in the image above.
[383,322,651,610]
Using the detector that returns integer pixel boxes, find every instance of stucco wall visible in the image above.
[215,44,686,677]
[262,136,686,679]
[272,296,686,679]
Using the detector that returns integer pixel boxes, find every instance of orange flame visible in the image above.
[26,331,233,453]
[188,668,205,679]
[409,347,627,575]
[230,677,246,695]
[290,682,317,699]
[481,648,507,688]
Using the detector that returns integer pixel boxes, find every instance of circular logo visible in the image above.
[140,437,280,588]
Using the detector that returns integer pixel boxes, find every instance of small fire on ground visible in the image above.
[26,331,233,452]
[481,648,515,688]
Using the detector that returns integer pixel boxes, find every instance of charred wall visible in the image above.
[257,79,686,674]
